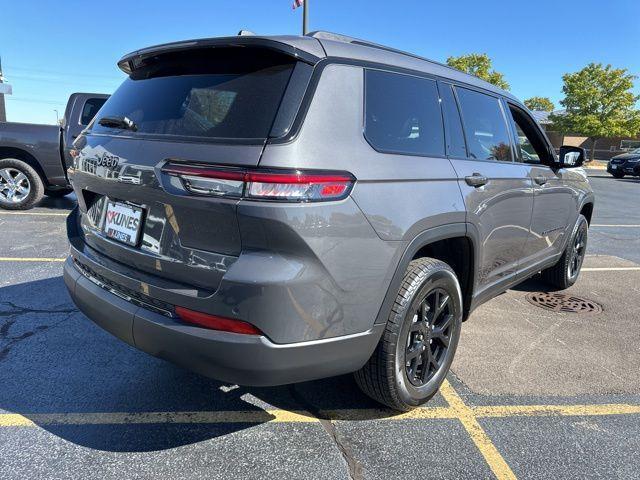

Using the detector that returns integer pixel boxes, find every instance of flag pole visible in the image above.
[303,0,308,35]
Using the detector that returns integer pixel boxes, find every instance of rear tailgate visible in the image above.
[69,44,314,291]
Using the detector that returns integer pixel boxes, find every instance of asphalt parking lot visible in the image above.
[1,170,639,480]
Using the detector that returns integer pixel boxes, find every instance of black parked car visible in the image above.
[608,148,640,178]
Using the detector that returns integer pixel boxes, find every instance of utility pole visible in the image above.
[0,56,6,122]
[303,0,309,35]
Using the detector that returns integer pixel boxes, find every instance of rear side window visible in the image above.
[91,48,296,140]
[455,87,513,162]
[439,83,467,158]
[80,98,107,125]
[365,70,444,157]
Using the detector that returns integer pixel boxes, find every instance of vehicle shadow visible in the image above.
[34,192,77,211]
[508,275,554,293]
[0,276,389,453]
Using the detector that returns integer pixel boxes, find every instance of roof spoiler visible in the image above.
[117,36,320,75]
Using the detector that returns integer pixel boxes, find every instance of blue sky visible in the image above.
[2,0,639,124]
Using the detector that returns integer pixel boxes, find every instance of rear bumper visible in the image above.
[64,255,384,386]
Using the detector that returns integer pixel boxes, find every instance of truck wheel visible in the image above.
[611,172,625,179]
[0,158,44,210]
[45,187,73,198]
[355,258,462,411]
[541,214,588,290]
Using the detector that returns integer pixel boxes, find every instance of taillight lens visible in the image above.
[175,306,263,335]
[162,163,355,202]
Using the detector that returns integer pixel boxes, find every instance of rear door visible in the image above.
[504,102,576,271]
[442,84,533,294]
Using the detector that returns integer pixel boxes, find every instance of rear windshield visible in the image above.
[91,48,296,141]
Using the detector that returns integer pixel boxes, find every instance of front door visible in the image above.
[505,103,576,272]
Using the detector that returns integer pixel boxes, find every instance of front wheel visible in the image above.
[541,214,588,289]
[611,172,625,179]
[0,158,44,210]
[355,258,463,411]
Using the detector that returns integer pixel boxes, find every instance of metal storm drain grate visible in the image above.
[526,292,603,314]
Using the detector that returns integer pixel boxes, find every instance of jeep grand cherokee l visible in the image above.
[64,32,594,410]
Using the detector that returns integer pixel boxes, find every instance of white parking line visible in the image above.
[582,267,640,272]
[592,224,640,228]
[0,211,69,217]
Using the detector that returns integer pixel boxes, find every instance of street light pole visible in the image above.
[303,0,309,35]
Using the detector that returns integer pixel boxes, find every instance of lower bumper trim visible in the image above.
[64,256,384,386]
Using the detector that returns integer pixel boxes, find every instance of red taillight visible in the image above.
[175,306,263,335]
[162,163,355,202]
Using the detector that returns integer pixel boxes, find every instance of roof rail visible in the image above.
[306,30,453,72]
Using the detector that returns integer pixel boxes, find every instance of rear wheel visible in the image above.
[541,214,588,289]
[355,258,462,411]
[0,158,44,210]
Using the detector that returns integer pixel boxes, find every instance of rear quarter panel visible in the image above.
[258,63,466,337]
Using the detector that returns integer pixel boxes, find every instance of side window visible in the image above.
[439,83,467,158]
[455,87,513,162]
[364,70,444,157]
[80,98,107,125]
[507,105,551,165]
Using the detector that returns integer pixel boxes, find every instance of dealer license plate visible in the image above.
[103,201,144,247]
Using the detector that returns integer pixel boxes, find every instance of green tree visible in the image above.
[524,97,555,112]
[550,63,640,161]
[446,53,509,90]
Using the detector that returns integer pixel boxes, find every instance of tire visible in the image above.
[355,258,463,411]
[0,158,44,210]
[45,187,73,198]
[611,172,625,179]
[541,214,588,290]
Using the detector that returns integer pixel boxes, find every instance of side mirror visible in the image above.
[558,146,586,168]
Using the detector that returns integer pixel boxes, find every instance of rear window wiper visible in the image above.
[98,116,138,132]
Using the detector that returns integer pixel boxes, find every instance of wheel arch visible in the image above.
[374,223,477,326]
[0,147,49,187]
[580,201,594,225]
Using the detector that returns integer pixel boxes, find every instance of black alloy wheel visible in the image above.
[405,288,454,387]
[568,220,587,281]
[355,257,462,411]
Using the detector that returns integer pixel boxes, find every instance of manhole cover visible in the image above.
[525,292,603,314]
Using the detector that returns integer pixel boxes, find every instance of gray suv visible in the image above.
[64,32,594,410]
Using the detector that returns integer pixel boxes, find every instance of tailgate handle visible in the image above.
[465,173,488,188]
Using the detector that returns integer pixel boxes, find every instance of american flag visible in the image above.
[292,0,304,9]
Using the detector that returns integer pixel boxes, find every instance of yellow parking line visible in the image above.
[439,380,517,480]
[325,406,458,421]
[0,409,317,427]
[473,403,640,418]
[0,211,68,216]
[0,257,65,262]
[2,400,639,428]
[2,381,640,480]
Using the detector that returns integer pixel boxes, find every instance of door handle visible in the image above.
[465,173,488,188]
[533,176,548,186]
